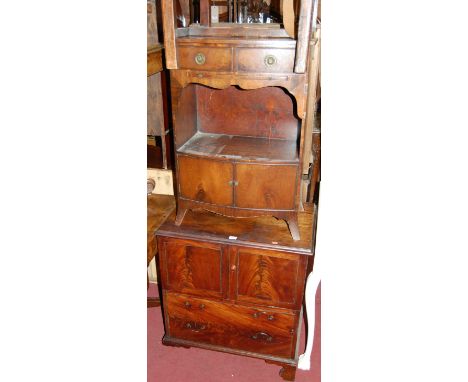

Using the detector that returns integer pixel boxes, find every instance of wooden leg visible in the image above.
[147,297,161,308]
[286,216,301,241]
[162,337,191,349]
[174,207,188,226]
[265,360,297,381]
[279,365,297,381]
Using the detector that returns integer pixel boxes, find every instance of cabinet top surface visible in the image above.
[157,204,315,254]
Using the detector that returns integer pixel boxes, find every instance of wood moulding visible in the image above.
[171,70,308,119]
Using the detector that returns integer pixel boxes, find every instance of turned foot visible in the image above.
[287,217,300,241]
[279,365,297,381]
[162,337,191,349]
[174,208,188,226]
[147,297,160,308]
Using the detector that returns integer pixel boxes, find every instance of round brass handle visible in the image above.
[195,52,206,65]
[264,54,277,67]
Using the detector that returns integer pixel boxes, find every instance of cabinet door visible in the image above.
[231,247,308,310]
[159,237,229,300]
[178,155,234,206]
[235,163,297,210]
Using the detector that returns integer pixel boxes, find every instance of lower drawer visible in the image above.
[164,293,297,358]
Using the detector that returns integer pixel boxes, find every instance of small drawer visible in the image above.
[237,48,295,73]
[165,293,297,358]
[178,46,232,71]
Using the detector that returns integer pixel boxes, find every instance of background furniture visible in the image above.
[147,194,176,308]
[148,0,172,170]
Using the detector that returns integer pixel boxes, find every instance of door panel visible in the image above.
[178,156,233,206]
[161,237,228,300]
[233,247,307,309]
[235,163,297,210]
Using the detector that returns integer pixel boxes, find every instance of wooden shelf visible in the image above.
[178,132,298,162]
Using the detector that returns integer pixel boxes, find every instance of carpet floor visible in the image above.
[148,283,320,382]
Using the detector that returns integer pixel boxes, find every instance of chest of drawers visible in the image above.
[156,207,315,380]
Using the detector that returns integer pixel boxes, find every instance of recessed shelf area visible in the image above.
[178,131,298,162]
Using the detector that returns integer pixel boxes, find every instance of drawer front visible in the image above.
[232,247,308,310]
[158,237,229,300]
[165,293,297,358]
[237,48,295,73]
[178,46,232,71]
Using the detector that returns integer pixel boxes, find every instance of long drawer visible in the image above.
[165,292,298,358]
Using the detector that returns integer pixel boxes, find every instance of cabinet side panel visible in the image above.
[196,86,299,140]
[174,84,198,149]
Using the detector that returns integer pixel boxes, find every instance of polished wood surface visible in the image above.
[195,85,299,140]
[158,205,314,254]
[160,237,228,300]
[164,292,297,358]
[177,155,234,206]
[178,46,232,71]
[156,206,315,380]
[235,163,297,209]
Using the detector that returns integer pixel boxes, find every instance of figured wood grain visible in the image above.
[232,247,308,309]
[177,155,234,206]
[163,240,225,298]
[196,85,299,140]
[235,163,298,210]
[165,292,297,358]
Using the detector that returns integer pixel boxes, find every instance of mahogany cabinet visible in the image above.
[156,206,316,381]
[161,0,316,241]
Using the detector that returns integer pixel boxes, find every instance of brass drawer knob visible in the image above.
[267,315,275,321]
[195,53,206,65]
[184,301,191,308]
[264,54,277,67]
[199,303,205,310]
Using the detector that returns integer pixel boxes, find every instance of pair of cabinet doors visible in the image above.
[177,156,298,211]
[158,236,308,310]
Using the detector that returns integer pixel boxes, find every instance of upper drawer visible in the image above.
[237,48,295,73]
[178,46,232,71]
